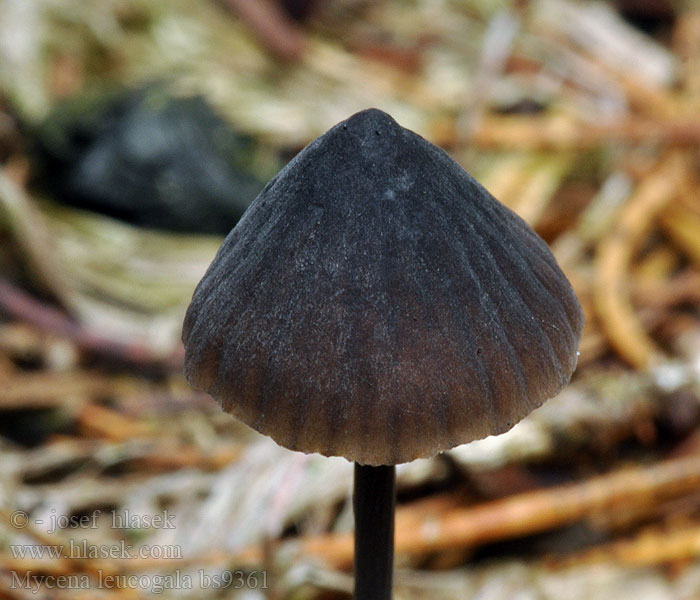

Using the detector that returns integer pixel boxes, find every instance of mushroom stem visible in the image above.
[353,463,396,600]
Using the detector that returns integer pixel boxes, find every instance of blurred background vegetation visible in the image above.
[1,0,700,598]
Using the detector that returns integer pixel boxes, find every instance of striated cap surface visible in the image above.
[182,108,584,465]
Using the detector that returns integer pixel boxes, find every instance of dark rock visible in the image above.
[35,86,269,234]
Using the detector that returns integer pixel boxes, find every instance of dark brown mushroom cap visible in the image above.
[182,108,584,466]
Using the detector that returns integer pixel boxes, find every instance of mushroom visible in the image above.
[182,109,584,599]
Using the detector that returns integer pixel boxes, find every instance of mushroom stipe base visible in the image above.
[353,464,396,600]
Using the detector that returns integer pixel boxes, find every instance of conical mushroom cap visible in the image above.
[182,109,584,466]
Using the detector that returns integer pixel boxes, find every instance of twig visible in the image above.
[554,520,700,568]
[472,115,700,151]
[0,371,117,409]
[0,278,184,370]
[269,453,700,569]
[660,205,700,268]
[633,270,700,309]
[78,404,153,441]
[593,154,684,368]
[221,0,305,61]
